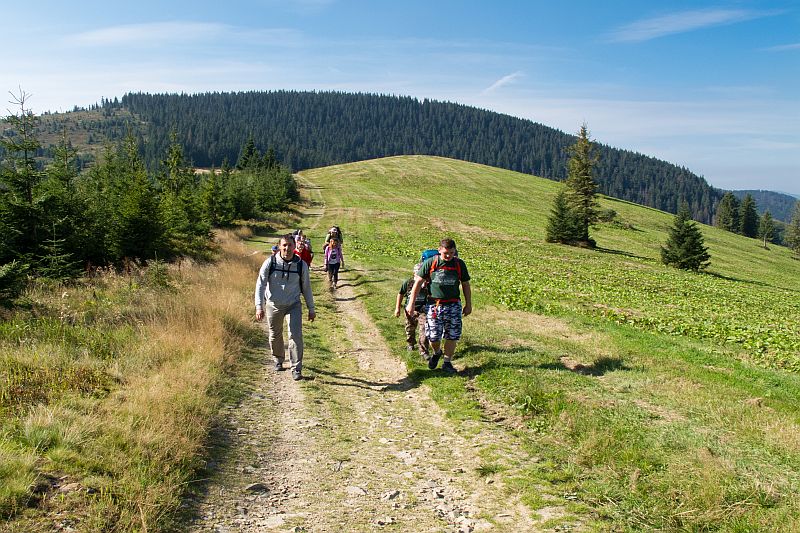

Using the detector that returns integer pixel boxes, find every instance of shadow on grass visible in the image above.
[354,277,390,286]
[704,270,776,288]
[595,246,648,260]
[539,356,630,376]
[308,366,420,392]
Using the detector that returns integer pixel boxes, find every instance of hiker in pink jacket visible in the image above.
[324,237,344,290]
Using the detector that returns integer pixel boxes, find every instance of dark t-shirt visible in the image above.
[416,256,470,301]
[399,277,431,312]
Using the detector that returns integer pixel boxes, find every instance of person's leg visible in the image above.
[285,301,304,374]
[440,302,462,373]
[404,310,418,348]
[286,302,303,370]
[265,304,288,368]
[417,309,430,359]
[332,262,340,286]
[426,304,444,368]
[443,339,458,360]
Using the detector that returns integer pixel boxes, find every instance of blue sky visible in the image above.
[2,0,798,194]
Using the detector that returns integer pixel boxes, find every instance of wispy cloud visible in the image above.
[763,42,800,52]
[65,22,305,49]
[482,71,523,94]
[608,9,764,43]
[66,22,228,46]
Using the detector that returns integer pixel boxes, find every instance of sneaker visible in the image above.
[292,369,302,381]
[406,344,415,352]
[421,351,430,362]
[274,361,285,371]
[441,361,457,373]
[428,351,442,370]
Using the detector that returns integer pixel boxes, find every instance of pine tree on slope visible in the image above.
[564,123,599,246]
[739,194,759,238]
[786,201,800,256]
[661,201,711,271]
[715,192,740,232]
[545,189,582,244]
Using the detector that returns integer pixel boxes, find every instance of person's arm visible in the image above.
[254,259,270,321]
[300,263,316,321]
[462,281,472,316]
[405,276,424,315]
[394,292,404,317]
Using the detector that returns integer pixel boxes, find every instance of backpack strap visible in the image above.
[428,256,461,281]
[268,254,305,295]
[428,256,438,280]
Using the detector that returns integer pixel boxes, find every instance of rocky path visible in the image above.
[187,182,539,532]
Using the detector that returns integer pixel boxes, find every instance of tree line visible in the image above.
[547,125,711,271]
[0,92,297,305]
[37,90,726,224]
[548,125,800,268]
[714,191,800,248]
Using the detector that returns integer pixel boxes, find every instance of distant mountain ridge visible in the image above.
[731,190,797,223]
[27,90,789,224]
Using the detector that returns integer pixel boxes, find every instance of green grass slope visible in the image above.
[300,155,800,531]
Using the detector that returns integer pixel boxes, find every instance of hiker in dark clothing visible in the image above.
[394,263,431,360]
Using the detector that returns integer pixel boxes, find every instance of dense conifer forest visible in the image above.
[732,190,797,223]
[0,92,297,298]
[26,91,731,224]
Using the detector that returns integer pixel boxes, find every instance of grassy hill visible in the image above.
[300,155,800,530]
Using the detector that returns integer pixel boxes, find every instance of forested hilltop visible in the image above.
[732,189,798,223]
[36,91,723,223]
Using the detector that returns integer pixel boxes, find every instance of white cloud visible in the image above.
[481,71,524,94]
[64,22,306,50]
[763,42,800,52]
[608,9,764,43]
[65,22,228,47]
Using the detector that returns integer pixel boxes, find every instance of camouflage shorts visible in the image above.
[426,301,462,342]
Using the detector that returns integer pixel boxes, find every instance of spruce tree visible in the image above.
[564,123,599,246]
[715,192,740,232]
[661,201,710,271]
[758,211,775,248]
[545,189,581,243]
[738,194,759,237]
[786,201,800,256]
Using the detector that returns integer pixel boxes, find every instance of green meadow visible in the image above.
[300,155,800,531]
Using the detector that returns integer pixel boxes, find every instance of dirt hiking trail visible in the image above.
[187,186,549,532]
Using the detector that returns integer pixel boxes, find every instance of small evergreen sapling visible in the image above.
[545,189,582,244]
[661,201,710,271]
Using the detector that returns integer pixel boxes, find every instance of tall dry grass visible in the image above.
[1,229,268,531]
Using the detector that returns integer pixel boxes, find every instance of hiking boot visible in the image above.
[292,369,302,381]
[428,350,442,370]
[274,361,285,371]
[441,361,457,374]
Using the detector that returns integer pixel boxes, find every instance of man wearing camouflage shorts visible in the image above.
[405,238,471,373]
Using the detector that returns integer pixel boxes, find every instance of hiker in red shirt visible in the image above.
[294,237,313,266]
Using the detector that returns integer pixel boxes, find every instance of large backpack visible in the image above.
[267,254,306,294]
[420,249,438,261]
